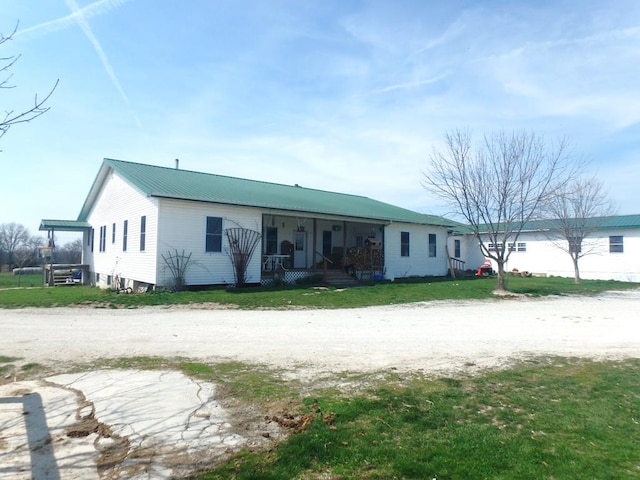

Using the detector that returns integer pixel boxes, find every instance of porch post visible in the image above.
[342,221,347,267]
[312,218,317,269]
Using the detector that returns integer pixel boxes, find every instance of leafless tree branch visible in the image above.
[423,129,575,292]
[1,22,58,142]
[542,176,616,283]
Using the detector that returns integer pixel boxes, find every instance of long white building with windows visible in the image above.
[448,216,640,282]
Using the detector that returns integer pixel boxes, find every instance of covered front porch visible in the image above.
[260,213,385,284]
[39,219,91,286]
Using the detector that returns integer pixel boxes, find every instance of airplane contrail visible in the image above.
[18,0,142,129]
[65,0,142,128]
[17,0,131,38]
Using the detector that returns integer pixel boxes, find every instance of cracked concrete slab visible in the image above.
[0,370,269,479]
[0,381,99,479]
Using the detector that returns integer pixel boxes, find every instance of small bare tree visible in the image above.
[543,176,616,284]
[225,227,261,287]
[423,129,574,292]
[1,23,58,142]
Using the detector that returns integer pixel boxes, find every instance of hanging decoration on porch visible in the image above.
[296,217,308,232]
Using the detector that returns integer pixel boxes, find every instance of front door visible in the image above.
[293,231,307,268]
[322,230,332,256]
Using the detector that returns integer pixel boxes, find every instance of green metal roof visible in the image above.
[39,219,91,231]
[79,158,455,226]
[476,214,640,233]
[594,214,640,229]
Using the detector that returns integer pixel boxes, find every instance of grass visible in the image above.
[4,351,638,478]
[2,271,637,478]
[195,358,640,479]
[0,272,637,309]
[0,355,21,376]
[0,272,43,289]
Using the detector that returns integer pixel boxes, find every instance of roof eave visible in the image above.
[77,160,112,221]
[151,192,443,225]
[40,219,92,232]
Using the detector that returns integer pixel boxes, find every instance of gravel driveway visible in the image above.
[1,291,639,479]
[2,291,639,378]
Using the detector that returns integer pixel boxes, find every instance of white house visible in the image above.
[41,159,458,289]
[449,216,640,282]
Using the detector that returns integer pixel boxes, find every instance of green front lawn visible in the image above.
[0,273,637,309]
[195,358,640,479]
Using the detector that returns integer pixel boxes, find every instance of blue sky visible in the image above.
[2,0,639,244]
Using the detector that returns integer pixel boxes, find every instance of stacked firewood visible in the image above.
[343,246,384,270]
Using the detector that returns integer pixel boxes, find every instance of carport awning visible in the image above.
[39,219,91,232]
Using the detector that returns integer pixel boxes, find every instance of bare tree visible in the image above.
[543,176,616,284]
[56,238,83,264]
[13,234,45,270]
[1,23,58,142]
[0,222,30,270]
[423,129,574,292]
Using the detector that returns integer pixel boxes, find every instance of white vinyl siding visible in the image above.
[384,223,449,280]
[85,172,158,287]
[477,230,640,282]
[156,198,263,286]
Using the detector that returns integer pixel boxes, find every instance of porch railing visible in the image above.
[314,251,334,282]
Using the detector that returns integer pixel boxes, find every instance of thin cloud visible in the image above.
[372,73,449,95]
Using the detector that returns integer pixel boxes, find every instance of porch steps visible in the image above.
[321,269,362,288]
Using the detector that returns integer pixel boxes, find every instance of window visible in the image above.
[569,236,582,254]
[428,233,437,257]
[517,242,527,252]
[90,228,94,252]
[454,239,461,258]
[487,242,503,252]
[609,235,624,253]
[140,216,146,251]
[355,235,363,247]
[123,220,128,252]
[112,223,116,244]
[99,225,106,252]
[265,227,277,254]
[206,216,223,252]
[401,231,410,257]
